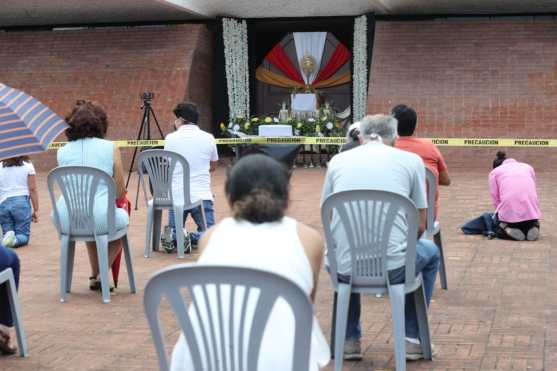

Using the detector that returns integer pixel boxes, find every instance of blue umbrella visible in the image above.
[0,83,68,160]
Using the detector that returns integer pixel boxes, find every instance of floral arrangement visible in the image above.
[223,18,250,119]
[352,15,368,122]
[219,113,345,138]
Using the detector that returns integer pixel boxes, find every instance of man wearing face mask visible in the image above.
[164,102,218,250]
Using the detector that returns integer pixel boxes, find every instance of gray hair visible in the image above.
[359,114,398,145]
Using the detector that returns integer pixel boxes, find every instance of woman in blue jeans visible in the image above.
[0,246,19,354]
[0,156,39,248]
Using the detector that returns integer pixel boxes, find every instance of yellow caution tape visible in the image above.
[47,137,557,149]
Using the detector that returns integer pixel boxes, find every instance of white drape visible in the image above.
[293,32,327,85]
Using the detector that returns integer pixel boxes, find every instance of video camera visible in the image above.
[141,91,155,103]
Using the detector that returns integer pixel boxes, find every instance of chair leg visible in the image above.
[334,284,351,371]
[388,284,406,371]
[95,235,111,304]
[330,293,337,358]
[175,206,185,259]
[152,209,163,252]
[145,204,154,258]
[7,272,28,357]
[414,286,432,360]
[434,231,448,290]
[59,236,70,303]
[122,235,137,294]
[199,203,208,231]
[66,241,76,293]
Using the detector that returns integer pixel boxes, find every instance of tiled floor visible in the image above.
[2,166,555,370]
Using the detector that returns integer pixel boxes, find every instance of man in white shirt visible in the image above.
[164,102,218,247]
[321,114,440,361]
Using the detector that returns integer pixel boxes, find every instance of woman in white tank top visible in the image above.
[171,154,330,370]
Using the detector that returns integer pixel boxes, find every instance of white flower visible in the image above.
[273,117,279,123]
[223,18,250,120]
[326,122,334,130]
[318,132,324,137]
[233,124,240,132]
[228,122,234,128]
[294,129,300,136]
[353,16,368,121]
[308,117,316,123]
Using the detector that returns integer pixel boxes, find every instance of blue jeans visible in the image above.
[346,238,440,340]
[0,246,19,326]
[0,196,32,247]
[461,212,495,235]
[168,200,215,244]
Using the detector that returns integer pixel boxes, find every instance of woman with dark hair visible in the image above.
[0,155,39,248]
[340,121,361,152]
[55,100,128,291]
[489,151,541,241]
[170,154,330,370]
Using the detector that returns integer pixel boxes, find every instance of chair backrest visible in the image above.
[0,267,12,285]
[137,150,191,207]
[424,167,437,233]
[48,166,116,237]
[143,264,313,371]
[321,190,418,288]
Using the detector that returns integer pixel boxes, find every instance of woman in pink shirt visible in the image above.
[489,151,541,241]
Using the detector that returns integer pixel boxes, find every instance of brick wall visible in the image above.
[3,19,556,172]
[0,24,213,171]
[368,18,557,171]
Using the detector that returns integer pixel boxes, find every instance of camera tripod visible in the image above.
[125,97,164,209]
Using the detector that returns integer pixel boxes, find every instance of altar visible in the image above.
[213,15,375,164]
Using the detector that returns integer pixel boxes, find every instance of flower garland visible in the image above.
[223,18,250,119]
[220,113,344,138]
[352,15,368,122]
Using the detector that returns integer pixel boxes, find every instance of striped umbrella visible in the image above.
[0,83,68,160]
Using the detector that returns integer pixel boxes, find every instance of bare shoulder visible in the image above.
[197,224,219,253]
[296,222,324,252]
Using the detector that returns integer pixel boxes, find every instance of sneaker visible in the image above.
[343,339,362,360]
[1,231,16,248]
[486,231,496,240]
[405,339,438,361]
[527,227,539,241]
[163,240,177,254]
[183,228,192,254]
[504,227,525,241]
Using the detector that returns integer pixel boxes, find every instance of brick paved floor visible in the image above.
[1,166,555,370]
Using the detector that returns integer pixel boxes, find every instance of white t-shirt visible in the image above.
[164,124,218,203]
[321,141,427,272]
[0,161,36,205]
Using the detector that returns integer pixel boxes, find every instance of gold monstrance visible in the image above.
[300,55,316,91]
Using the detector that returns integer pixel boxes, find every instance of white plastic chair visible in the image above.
[424,168,448,290]
[143,264,313,371]
[48,166,137,304]
[321,190,432,371]
[0,268,28,357]
[138,150,207,259]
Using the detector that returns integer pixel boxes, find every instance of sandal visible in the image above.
[89,276,101,291]
[0,326,16,355]
[89,276,114,292]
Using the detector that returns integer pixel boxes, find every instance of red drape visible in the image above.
[266,44,305,85]
[313,43,351,85]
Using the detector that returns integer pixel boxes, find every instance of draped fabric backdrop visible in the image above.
[212,14,375,133]
[293,32,327,85]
